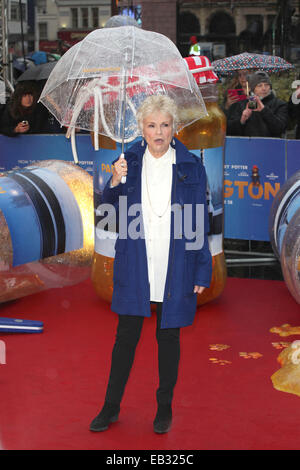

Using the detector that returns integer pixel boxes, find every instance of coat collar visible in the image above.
[261,91,274,103]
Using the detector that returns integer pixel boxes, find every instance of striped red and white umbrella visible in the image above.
[212,52,295,76]
[184,56,219,85]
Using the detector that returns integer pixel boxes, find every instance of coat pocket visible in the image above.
[184,251,197,296]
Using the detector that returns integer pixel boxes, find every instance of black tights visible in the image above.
[104,303,180,406]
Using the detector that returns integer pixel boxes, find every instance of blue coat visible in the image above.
[102,138,212,328]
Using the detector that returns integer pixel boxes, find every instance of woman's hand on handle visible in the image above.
[111,155,128,187]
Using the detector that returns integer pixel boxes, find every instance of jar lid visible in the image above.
[184,56,219,85]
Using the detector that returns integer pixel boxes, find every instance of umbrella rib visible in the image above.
[65,79,98,137]
[129,28,136,78]
[83,37,130,61]
[94,88,99,151]
[67,42,83,82]
[96,87,116,141]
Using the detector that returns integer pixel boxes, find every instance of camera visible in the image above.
[248,95,257,110]
[22,120,28,125]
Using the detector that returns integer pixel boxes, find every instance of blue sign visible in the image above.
[0,134,95,174]
[224,137,286,240]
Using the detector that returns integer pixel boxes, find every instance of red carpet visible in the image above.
[0,277,299,450]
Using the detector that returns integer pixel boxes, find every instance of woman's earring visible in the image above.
[141,137,144,147]
[172,138,175,146]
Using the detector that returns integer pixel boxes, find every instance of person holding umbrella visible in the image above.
[223,69,250,111]
[90,94,212,434]
[226,71,288,138]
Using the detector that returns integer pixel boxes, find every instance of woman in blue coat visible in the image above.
[90,95,212,434]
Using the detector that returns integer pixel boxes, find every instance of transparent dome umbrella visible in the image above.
[39,26,207,165]
[104,15,140,28]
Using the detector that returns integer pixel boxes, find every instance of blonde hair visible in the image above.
[136,95,178,133]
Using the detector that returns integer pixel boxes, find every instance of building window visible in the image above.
[267,15,276,30]
[39,23,48,40]
[37,0,47,14]
[92,7,98,28]
[81,8,89,28]
[121,5,142,26]
[135,4,142,26]
[71,8,79,29]
[10,1,26,21]
[246,15,263,36]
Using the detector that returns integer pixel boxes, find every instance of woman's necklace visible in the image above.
[143,150,173,218]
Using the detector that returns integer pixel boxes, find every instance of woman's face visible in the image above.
[142,111,173,158]
[254,82,271,98]
[21,93,33,108]
[238,70,248,88]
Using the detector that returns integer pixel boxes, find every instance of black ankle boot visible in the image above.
[153,404,172,434]
[90,402,120,432]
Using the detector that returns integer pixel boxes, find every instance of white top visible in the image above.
[141,145,175,302]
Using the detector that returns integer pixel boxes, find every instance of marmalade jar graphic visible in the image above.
[176,83,227,305]
[91,56,227,306]
[176,56,227,305]
[91,134,117,303]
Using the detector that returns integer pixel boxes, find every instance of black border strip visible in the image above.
[21,170,66,254]
[9,173,56,259]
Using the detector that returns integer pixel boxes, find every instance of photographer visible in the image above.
[0,82,48,137]
[226,71,288,138]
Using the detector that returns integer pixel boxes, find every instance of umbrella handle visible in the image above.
[120,153,126,184]
[71,127,79,164]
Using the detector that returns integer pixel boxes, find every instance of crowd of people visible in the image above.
[223,69,300,139]
[1,69,300,140]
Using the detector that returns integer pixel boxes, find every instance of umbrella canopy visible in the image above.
[17,61,58,82]
[212,52,295,75]
[27,51,48,65]
[13,57,36,73]
[39,26,206,149]
[105,14,140,28]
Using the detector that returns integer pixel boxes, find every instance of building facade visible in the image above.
[35,0,112,53]
[118,0,300,60]
[176,0,298,58]
[25,1,300,61]
[7,0,28,53]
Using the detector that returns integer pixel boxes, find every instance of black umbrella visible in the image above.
[17,61,58,82]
